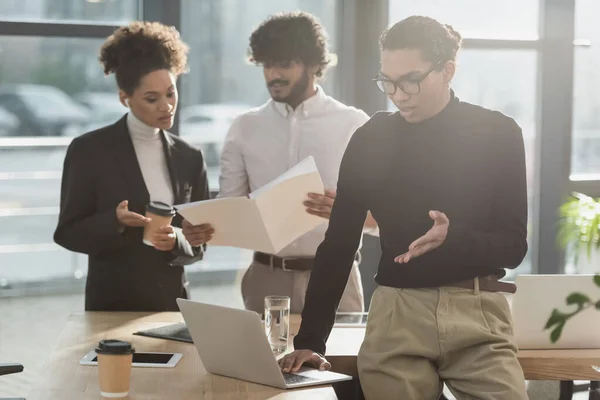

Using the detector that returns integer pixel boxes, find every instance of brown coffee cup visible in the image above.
[95,339,135,398]
[142,201,176,247]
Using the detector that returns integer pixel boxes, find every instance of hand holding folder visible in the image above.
[175,156,326,254]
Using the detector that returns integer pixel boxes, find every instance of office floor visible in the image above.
[0,287,588,400]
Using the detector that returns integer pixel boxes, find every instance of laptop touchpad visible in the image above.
[283,373,319,385]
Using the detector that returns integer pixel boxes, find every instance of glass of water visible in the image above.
[264,295,290,353]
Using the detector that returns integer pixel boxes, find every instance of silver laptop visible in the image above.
[176,298,353,389]
[512,274,600,349]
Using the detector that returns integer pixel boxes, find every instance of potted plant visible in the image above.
[558,192,600,271]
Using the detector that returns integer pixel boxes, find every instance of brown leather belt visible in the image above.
[253,251,361,272]
[254,252,314,271]
[448,276,517,294]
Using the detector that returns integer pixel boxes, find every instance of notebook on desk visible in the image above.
[133,323,193,343]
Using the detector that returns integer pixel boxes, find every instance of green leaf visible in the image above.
[550,322,565,344]
[594,275,600,288]
[595,300,600,310]
[544,309,567,330]
[566,292,591,307]
[556,192,600,261]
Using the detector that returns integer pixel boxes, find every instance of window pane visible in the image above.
[386,50,538,277]
[572,0,600,179]
[0,36,125,137]
[0,36,123,292]
[0,0,138,24]
[388,0,539,39]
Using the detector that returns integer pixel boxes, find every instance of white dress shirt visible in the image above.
[219,87,369,257]
[127,112,174,205]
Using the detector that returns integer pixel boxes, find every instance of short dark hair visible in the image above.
[380,16,462,66]
[248,11,330,78]
[99,21,189,94]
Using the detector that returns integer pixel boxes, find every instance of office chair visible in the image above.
[0,363,25,400]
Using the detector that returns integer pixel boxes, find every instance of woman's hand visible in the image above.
[152,225,177,251]
[116,200,151,228]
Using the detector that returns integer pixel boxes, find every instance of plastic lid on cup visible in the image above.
[146,201,176,217]
[95,340,135,355]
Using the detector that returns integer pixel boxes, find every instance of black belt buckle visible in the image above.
[280,258,292,272]
[280,257,303,272]
[264,253,293,271]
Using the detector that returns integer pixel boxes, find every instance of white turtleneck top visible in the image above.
[126,112,174,205]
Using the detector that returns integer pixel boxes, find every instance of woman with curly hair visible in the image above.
[54,21,212,311]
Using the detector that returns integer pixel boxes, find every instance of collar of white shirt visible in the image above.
[271,85,327,119]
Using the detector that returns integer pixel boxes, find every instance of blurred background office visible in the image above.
[0,0,598,397]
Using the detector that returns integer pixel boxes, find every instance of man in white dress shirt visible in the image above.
[183,11,376,313]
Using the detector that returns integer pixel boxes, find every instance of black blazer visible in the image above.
[54,115,210,311]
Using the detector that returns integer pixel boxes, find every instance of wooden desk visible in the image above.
[519,349,600,381]
[29,312,336,400]
[31,312,600,400]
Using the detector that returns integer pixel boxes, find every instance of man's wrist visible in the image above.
[293,336,326,356]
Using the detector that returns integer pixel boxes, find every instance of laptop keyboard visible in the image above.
[283,373,319,385]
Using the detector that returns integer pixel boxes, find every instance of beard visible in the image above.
[267,67,310,106]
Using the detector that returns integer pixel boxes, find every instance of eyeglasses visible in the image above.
[373,62,443,95]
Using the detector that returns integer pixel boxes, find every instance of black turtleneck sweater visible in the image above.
[294,92,528,354]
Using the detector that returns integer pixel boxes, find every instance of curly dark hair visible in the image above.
[380,16,462,68]
[99,21,189,94]
[248,11,330,78]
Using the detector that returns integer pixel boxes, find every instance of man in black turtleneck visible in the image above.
[278,16,529,400]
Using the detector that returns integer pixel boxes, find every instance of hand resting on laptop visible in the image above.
[278,349,330,373]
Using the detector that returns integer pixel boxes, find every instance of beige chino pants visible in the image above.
[358,283,528,400]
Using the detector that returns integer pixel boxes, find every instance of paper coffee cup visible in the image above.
[95,340,135,398]
[142,201,176,247]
